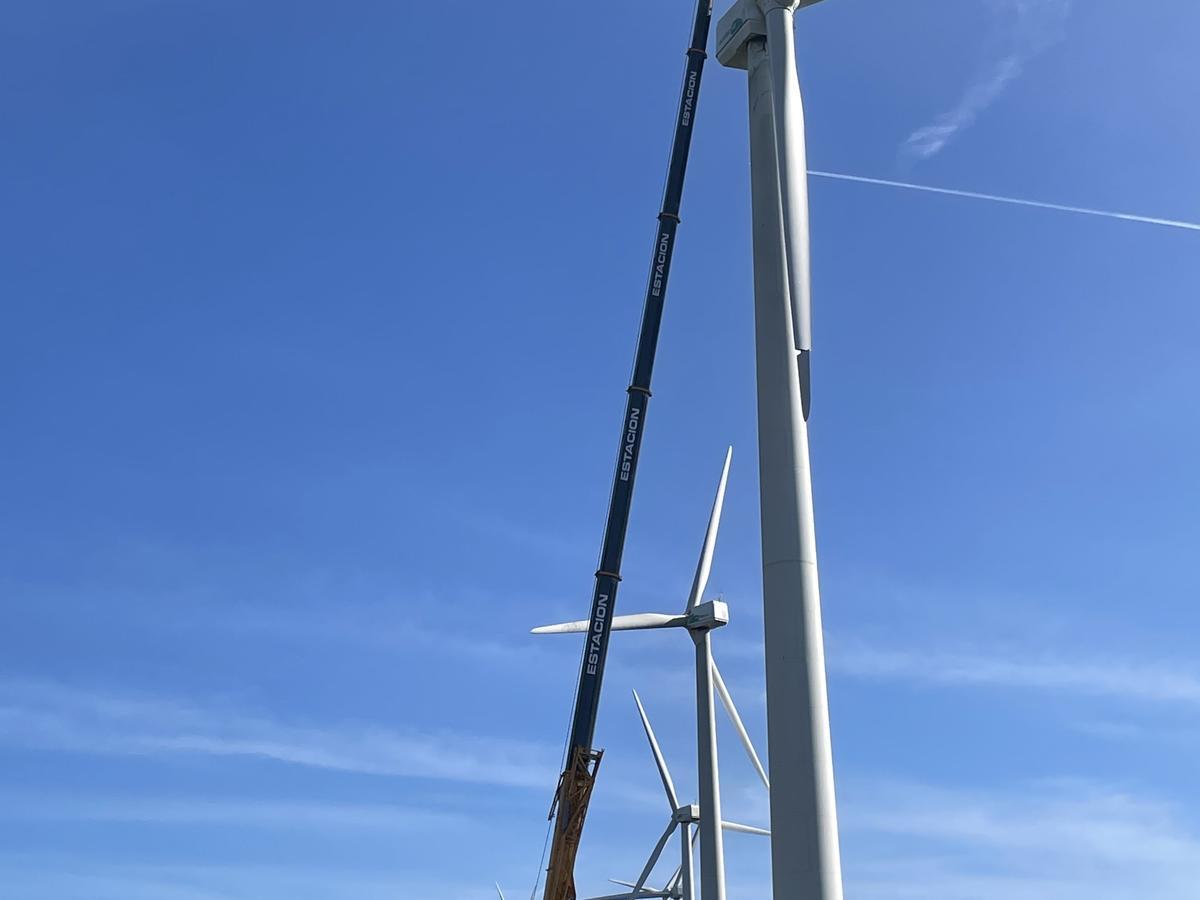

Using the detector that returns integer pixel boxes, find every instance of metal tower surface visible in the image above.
[716,2,844,898]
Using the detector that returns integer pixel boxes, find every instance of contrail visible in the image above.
[809,170,1200,234]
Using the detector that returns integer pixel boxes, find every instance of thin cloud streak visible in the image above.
[727,777,1200,899]
[832,642,1200,706]
[0,794,468,831]
[902,0,1072,162]
[0,679,559,789]
[904,55,1022,161]
[843,779,1200,900]
[0,858,503,900]
[810,170,1200,233]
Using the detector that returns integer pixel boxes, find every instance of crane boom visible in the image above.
[541,3,714,897]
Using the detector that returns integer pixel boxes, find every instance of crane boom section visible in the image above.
[542,3,714,897]
[569,0,713,777]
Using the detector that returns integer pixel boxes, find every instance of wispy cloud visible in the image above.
[903,0,1072,163]
[40,819,1190,900]
[0,679,559,788]
[0,793,468,832]
[205,600,557,667]
[715,777,1200,899]
[0,858,506,900]
[717,630,1200,709]
[844,779,1200,899]
[0,867,242,900]
[832,642,1200,706]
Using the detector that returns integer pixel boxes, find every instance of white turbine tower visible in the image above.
[535,448,763,900]
[715,3,844,899]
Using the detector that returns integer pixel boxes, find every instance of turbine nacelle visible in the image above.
[716,0,824,70]
[686,600,729,634]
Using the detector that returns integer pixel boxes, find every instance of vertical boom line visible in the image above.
[541,3,715,898]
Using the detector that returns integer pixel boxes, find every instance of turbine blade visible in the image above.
[611,614,687,631]
[663,820,693,896]
[633,691,679,811]
[530,619,588,634]
[531,613,685,635]
[764,5,814,418]
[631,819,677,895]
[495,883,506,900]
[532,614,691,633]
[676,808,700,885]
[603,879,675,897]
[685,447,733,612]
[711,660,769,790]
[664,867,682,894]
[764,5,812,356]
[721,819,771,837]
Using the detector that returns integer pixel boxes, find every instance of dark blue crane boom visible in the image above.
[541,2,714,897]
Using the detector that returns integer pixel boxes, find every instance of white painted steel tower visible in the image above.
[715,3,844,899]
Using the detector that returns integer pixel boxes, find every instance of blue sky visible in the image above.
[2,0,1199,897]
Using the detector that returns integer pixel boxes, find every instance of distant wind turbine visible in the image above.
[534,447,769,900]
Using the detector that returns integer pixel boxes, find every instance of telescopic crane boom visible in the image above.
[541,3,714,898]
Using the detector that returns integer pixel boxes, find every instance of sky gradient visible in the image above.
[3,0,1199,897]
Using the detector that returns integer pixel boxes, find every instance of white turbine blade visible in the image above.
[764,5,814,418]
[685,446,733,612]
[530,619,589,634]
[764,5,812,356]
[606,880,672,895]
[632,818,677,895]
[663,839,682,894]
[711,660,769,791]
[663,862,682,892]
[531,613,685,635]
[667,824,701,894]
[664,870,682,893]
[610,614,687,630]
[721,819,771,837]
[633,690,679,811]
[495,883,506,900]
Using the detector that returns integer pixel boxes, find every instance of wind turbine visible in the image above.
[579,689,770,900]
[715,3,844,899]
[535,447,760,900]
